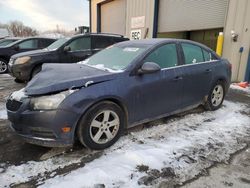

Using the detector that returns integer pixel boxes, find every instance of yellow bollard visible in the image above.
[216,32,224,56]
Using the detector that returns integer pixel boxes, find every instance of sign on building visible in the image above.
[130,29,142,40]
[131,16,145,29]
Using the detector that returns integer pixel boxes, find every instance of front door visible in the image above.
[61,36,92,63]
[129,43,184,124]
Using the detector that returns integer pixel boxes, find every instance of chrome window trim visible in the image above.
[160,60,218,71]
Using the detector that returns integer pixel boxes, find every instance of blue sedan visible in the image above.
[6,39,231,149]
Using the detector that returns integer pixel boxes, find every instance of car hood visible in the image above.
[25,63,116,96]
[0,46,8,54]
[11,49,51,59]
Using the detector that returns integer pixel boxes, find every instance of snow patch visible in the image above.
[0,108,7,120]
[230,84,250,94]
[1,101,249,188]
[78,60,123,73]
[10,88,27,101]
[0,155,82,187]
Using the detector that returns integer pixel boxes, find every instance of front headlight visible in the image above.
[30,91,69,110]
[15,56,31,65]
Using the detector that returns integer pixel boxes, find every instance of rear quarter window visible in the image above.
[203,49,219,61]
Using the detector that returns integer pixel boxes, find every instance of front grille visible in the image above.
[6,99,22,111]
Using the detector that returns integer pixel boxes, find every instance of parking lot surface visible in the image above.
[0,74,249,188]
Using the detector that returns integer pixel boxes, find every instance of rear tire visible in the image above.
[204,80,225,111]
[77,101,125,150]
[0,59,8,74]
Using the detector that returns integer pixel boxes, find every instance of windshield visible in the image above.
[0,40,17,47]
[47,38,69,51]
[83,46,146,71]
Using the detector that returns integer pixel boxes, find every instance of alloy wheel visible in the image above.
[211,85,224,107]
[89,110,120,144]
[0,61,7,73]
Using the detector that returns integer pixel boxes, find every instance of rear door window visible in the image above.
[18,39,38,49]
[39,39,55,48]
[144,43,178,69]
[68,37,91,51]
[181,43,204,64]
[92,36,114,49]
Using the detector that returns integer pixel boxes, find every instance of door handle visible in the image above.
[173,76,183,81]
[205,69,212,73]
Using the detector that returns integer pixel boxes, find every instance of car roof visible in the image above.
[0,37,21,40]
[5,37,56,47]
[72,33,128,39]
[115,38,216,52]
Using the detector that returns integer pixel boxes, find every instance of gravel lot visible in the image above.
[0,74,249,188]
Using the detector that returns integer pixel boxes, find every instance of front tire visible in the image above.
[0,59,8,74]
[14,78,25,83]
[204,81,225,111]
[77,101,125,150]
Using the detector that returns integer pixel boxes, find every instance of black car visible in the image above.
[9,33,129,82]
[0,37,56,74]
[7,39,231,150]
[0,38,21,47]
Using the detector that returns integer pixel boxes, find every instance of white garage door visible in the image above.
[101,0,126,35]
[158,0,229,32]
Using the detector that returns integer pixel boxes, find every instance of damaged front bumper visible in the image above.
[7,96,80,147]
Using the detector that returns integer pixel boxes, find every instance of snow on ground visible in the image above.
[0,108,7,120]
[0,153,83,187]
[0,101,249,188]
[40,101,249,188]
[0,74,11,78]
[230,84,250,94]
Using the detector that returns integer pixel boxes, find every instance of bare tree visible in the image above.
[8,21,37,37]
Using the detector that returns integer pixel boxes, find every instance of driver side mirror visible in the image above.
[63,46,71,52]
[138,62,161,74]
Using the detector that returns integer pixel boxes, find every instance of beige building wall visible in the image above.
[91,0,154,39]
[91,0,106,33]
[222,0,250,81]
[125,0,154,39]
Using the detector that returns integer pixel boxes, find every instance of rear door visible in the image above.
[180,42,213,107]
[91,36,115,55]
[130,43,184,123]
[38,39,55,48]
[62,36,92,63]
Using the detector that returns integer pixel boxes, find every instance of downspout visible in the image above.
[97,3,101,33]
[153,0,160,38]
